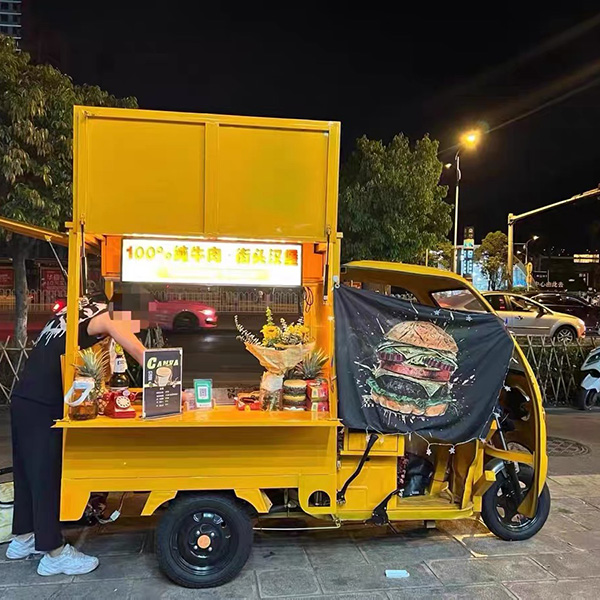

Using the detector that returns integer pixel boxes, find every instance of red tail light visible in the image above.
[52,300,66,313]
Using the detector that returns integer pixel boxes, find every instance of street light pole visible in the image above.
[523,235,538,269]
[445,128,481,274]
[507,187,600,284]
[452,150,461,274]
[507,213,515,282]
[523,235,538,290]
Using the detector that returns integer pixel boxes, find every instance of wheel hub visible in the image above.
[174,511,233,573]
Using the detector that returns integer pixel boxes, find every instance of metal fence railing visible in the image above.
[0,328,165,405]
[0,337,33,403]
[153,288,301,314]
[515,335,600,407]
[0,289,63,313]
[0,332,590,407]
[0,288,302,315]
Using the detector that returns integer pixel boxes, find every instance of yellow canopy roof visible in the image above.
[341,260,480,306]
[343,260,468,287]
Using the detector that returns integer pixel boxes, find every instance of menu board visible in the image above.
[142,348,183,418]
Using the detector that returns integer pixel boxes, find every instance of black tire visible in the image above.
[577,388,598,411]
[156,494,253,588]
[481,464,550,541]
[173,312,199,332]
[553,326,576,344]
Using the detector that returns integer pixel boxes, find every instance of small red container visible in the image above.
[307,379,329,411]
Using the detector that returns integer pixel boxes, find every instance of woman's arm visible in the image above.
[87,312,146,365]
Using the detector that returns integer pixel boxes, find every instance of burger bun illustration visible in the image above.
[367,321,458,417]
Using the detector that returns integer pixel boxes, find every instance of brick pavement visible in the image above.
[1,408,600,598]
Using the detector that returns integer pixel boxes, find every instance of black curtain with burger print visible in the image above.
[334,285,514,445]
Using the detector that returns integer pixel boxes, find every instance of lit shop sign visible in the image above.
[121,239,302,286]
[574,254,599,264]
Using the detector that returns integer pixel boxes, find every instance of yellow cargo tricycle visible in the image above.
[7,107,550,588]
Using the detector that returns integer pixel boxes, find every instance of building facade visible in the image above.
[0,0,21,44]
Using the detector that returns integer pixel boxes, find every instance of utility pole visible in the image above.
[507,212,514,284]
[452,152,461,273]
[507,187,600,284]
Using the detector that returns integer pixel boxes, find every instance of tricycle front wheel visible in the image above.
[481,464,550,541]
[156,494,253,588]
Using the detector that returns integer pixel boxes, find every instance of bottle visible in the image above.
[110,344,129,391]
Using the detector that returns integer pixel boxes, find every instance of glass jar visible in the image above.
[65,377,98,421]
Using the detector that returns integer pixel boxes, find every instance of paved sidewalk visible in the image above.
[1,408,600,598]
[2,479,600,600]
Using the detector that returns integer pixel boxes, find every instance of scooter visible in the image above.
[577,346,600,410]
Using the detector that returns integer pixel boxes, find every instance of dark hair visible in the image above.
[88,290,109,305]
[110,284,153,312]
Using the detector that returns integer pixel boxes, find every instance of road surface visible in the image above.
[165,330,265,388]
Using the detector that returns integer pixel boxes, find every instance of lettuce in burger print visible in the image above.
[367,321,459,417]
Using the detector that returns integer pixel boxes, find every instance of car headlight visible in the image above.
[202,309,214,316]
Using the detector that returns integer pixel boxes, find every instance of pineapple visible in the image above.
[293,349,328,380]
[77,347,110,399]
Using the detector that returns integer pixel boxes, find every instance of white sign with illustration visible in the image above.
[142,347,183,418]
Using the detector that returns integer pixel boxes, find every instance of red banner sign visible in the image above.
[40,267,66,293]
[0,267,14,288]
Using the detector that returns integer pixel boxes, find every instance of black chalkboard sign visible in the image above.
[142,347,183,418]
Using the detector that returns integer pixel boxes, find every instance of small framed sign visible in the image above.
[194,379,213,409]
[142,348,183,418]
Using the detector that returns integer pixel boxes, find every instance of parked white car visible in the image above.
[483,292,585,342]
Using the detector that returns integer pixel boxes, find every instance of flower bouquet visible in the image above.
[235,308,314,410]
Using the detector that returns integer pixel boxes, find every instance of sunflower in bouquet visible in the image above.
[235,308,314,373]
[259,307,311,348]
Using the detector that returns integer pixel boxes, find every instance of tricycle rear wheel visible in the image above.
[481,464,550,541]
[156,494,253,588]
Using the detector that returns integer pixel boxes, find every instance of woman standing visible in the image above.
[6,294,145,576]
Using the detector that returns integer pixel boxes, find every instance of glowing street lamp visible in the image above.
[460,129,482,148]
[450,128,483,273]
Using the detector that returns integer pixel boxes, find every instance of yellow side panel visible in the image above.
[346,432,399,454]
[60,424,338,520]
[84,117,205,235]
[337,455,397,515]
[215,126,329,240]
[62,427,334,479]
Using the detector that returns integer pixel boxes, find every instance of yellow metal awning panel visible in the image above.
[0,216,69,247]
[0,216,101,254]
[72,106,340,242]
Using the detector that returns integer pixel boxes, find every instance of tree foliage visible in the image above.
[338,134,451,263]
[0,35,137,343]
[424,238,454,271]
[475,231,509,291]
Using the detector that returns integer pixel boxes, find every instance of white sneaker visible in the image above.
[37,544,99,576]
[6,534,43,560]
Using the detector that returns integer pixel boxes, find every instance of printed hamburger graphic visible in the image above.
[367,321,458,417]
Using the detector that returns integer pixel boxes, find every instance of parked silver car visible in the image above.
[483,292,585,342]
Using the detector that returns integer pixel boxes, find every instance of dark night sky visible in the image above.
[30,3,600,254]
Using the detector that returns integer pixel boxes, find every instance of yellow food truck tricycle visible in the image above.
[7,107,550,588]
